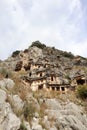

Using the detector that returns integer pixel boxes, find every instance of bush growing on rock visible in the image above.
[24,49,28,53]
[0,67,12,77]
[61,51,74,59]
[30,41,46,49]
[0,67,8,77]
[12,50,20,57]
[19,123,27,130]
[24,102,36,121]
[77,85,87,99]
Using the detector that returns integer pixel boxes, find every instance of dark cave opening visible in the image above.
[76,79,85,85]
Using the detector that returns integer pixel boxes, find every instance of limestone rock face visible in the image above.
[8,94,24,111]
[0,80,87,130]
[0,102,12,124]
[32,125,42,130]
[1,43,87,130]
[50,127,57,130]
[45,98,62,110]
[0,90,21,130]
[65,102,82,113]
[0,78,15,91]
[28,46,43,62]
[2,113,21,130]
[0,89,7,103]
[31,117,42,130]
[26,94,40,111]
[46,101,87,130]
[0,78,21,130]
[23,121,31,130]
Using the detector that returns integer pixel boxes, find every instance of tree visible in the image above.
[77,85,87,99]
[12,50,20,57]
[30,41,46,49]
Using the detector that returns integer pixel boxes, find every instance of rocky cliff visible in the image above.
[0,41,87,130]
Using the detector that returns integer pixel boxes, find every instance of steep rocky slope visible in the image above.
[0,41,87,130]
[1,41,87,79]
[0,78,87,130]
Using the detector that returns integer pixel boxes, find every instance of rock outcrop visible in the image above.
[0,84,21,130]
[45,100,87,130]
[0,41,87,130]
[0,78,15,91]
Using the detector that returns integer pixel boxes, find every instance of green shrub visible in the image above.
[12,50,20,57]
[77,85,87,99]
[78,55,87,60]
[0,67,12,77]
[52,47,55,50]
[24,49,28,53]
[24,103,35,121]
[30,41,46,49]
[19,123,27,130]
[61,51,74,59]
[0,67,7,76]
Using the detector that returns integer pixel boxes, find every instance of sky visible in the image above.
[0,0,87,60]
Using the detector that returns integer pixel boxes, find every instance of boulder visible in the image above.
[12,95,24,110]
[41,116,50,129]
[50,126,57,130]
[28,46,42,62]
[0,102,12,124]
[2,113,21,130]
[65,115,87,130]
[45,109,61,120]
[7,94,24,115]
[45,99,62,110]
[0,78,15,91]
[0,89,7,103]
[45,101,87,130]
[32,124,42,130]
[0,102,12,115]
[31,117,42,130]
[65,102,82,112]
[23,121,31,130]
[0,101,21,130]
[26,94,40,111]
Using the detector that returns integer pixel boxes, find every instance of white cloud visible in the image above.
[0,0,86,60]
[68,40,87,57]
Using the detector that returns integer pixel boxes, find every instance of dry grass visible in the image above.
[33,89,60,100]
[9,71,31,100]
[6,94,23,117]
[23,102,36,122]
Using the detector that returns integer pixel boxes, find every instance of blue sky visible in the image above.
[0,0,87,60]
